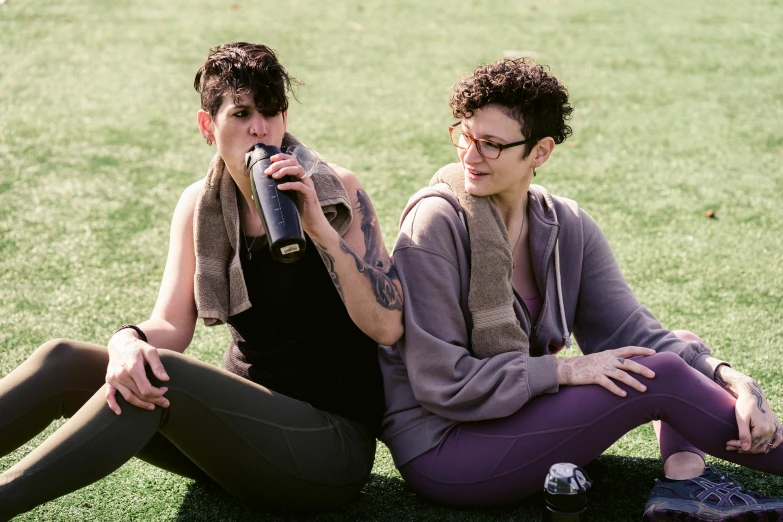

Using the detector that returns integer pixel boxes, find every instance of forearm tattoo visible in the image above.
[561,362,573,385]
[339,238,403,310]
[715,366,767,413]
[745,380,767,414]
[312,239,345,302]
[714,365,736,397]
[348,189,403,311]
[311,190,403,311]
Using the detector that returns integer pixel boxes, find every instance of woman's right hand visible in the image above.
[555,346,657,397]
[105,331,170,415]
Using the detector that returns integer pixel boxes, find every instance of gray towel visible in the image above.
[430,163,529,358]
[193,133,353,326]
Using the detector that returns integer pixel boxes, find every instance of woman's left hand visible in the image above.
[265,153,330,235]
[716,365,783,454]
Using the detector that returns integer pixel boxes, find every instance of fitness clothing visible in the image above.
[380,191,716,468]
[0,233,383,519]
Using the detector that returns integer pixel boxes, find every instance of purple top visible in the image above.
[519,292,542,326]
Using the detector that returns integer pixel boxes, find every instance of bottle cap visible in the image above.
[544,463,591,513]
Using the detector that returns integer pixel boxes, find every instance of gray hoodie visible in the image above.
[378,181,715,468]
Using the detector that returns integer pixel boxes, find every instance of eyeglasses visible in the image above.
[449,122,540,160]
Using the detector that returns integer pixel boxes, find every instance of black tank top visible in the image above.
[223,233,384,435]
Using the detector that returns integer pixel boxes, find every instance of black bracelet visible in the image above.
[114,324,148,343]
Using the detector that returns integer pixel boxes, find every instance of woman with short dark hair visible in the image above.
[0,42,403,520]
[379,58,783,521]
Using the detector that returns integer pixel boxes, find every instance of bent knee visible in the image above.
[34,338,105,368]
[27,339,107,388]
[156,350,189,370]
[150,350,199,385]
[672,329,704,343]
[641,351,693,376]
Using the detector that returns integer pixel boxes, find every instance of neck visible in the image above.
[489,179,531,230]
[231,173,252,205]
[230,172,263,232]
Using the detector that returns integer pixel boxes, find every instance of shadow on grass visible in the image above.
[174,455,673,521]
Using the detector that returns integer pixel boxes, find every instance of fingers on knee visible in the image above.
[149,350,187,384]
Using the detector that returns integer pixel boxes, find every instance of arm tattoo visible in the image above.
[574,357,591,369]
[342,188,403,311]
[744,380,767,414]
[357,189,390,271]
[576,367,596,380]
[561,362,573,385]
[312,239,345,302]
[339,238,403,310]
[714,365,737,397]
[715,366,767,413]
[310,190,403,311]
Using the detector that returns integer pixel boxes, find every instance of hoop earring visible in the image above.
[205,137,213,146]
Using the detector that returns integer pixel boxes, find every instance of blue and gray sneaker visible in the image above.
[643,466,783,521]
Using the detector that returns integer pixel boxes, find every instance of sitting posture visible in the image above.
[378,58,782,521]
[0,42,403,520]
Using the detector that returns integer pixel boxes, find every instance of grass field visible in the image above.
[1,0,782,520]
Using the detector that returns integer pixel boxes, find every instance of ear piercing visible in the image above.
[205,137,213,146]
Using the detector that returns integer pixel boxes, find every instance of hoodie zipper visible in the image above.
[511,285,533,338]
[530,224,561,346]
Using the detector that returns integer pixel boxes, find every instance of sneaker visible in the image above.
[643,466,783,521]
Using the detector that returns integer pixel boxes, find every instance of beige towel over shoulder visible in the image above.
[430,162,530,358]
[193,133,353,326]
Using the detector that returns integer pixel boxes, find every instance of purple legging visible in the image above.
[399,350,783,507]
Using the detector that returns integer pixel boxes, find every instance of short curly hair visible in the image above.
[450,58,573,158]
[194,42,300,118]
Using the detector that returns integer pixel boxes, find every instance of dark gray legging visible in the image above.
[0,339,376,521]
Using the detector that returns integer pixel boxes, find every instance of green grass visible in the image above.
[1,0,782,519]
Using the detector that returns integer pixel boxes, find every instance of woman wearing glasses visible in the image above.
[378,58,783,521]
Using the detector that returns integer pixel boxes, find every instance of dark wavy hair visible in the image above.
[193,42,300,118]
[450,58,573,158]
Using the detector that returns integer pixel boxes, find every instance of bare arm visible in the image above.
[271,156,403,345]
[140,180,201,351]
[104,180,202,414]
[308,167,404,345]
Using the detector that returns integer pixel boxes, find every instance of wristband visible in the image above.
[114,324,148,343]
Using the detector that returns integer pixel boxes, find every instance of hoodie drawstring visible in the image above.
[553,237,572,348]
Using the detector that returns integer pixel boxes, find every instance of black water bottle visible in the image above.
[246,143,306,263]
[544,463,592,521]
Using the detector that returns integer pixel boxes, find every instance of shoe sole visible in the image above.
[643,499,783,522]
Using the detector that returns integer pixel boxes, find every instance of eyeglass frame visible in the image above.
[448,122,541,160]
